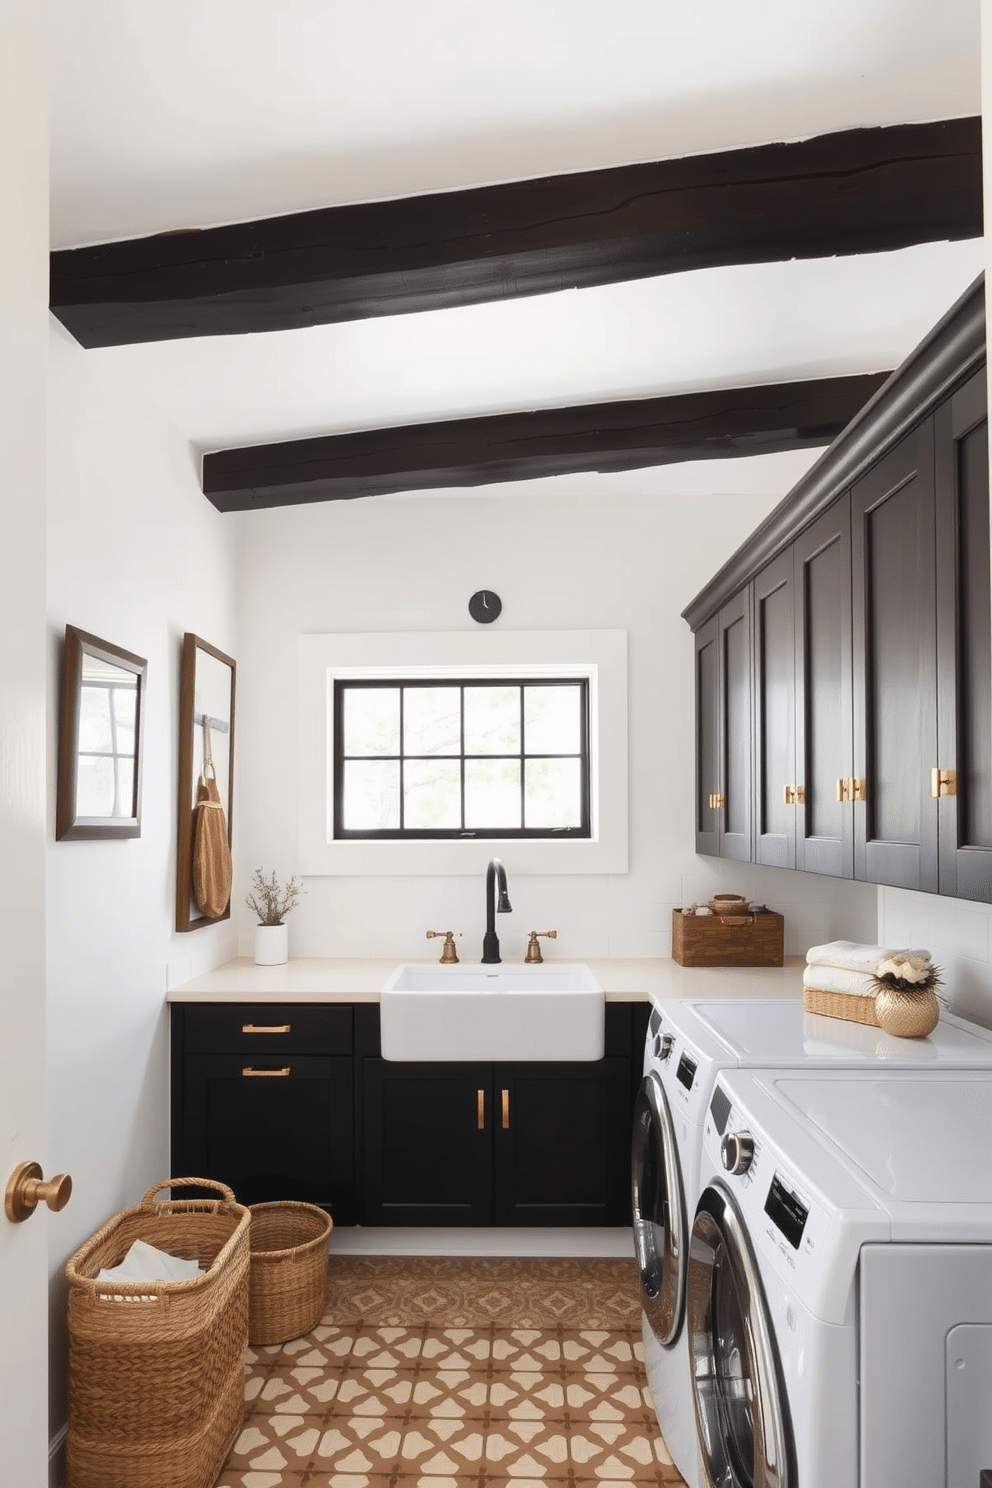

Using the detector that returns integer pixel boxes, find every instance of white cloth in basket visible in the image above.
[97,1238,203,1284]
[805,940,931,975]
[802,964,879,1000]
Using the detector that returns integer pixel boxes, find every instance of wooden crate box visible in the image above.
[672,908,784,967]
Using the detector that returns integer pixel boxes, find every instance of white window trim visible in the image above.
[298,629,628,876]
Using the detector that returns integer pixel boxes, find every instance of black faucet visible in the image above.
[482,857,512,963]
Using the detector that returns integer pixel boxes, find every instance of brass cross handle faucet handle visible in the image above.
[5,1161,73,1223]
[426,930,460,964]
[525,930,557,964]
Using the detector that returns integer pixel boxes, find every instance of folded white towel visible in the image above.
[97,1238,203,1286]
[802,964,879,999]
[805,940,931,975]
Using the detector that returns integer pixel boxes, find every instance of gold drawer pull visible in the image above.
[502,1089,510,1129]
[477,1089,485,1130]
[931,767,957,799]
[242,1023,291,1034]
[242,1067,291,1078]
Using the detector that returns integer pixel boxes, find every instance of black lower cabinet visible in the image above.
[493,1060,630,1225]
[362,1061,494,1225]
[361,1056,632,1227]
[171,1003,357,1223]
[179,1053,355,1220]
[173,999,648,1229]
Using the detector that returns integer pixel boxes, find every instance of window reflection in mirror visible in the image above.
[56,625,146,840]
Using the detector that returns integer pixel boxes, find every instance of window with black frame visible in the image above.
[333,678,590,839]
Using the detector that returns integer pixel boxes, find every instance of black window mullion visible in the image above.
[518,685,526,830]
[398,686,405,831]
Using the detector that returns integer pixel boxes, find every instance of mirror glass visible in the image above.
[57,625,147,840]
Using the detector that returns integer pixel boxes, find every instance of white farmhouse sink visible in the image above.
[379,963,605,1062]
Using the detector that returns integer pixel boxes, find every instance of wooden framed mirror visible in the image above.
[176,633,236,931]
[56,625,147,841]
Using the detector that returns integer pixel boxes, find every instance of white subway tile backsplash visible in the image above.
[879,887,992,1029]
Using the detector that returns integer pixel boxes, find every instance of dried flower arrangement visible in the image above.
[871,953,943,996]
[245,868,305,926]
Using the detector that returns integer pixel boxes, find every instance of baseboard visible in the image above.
[329,1226,634,1257]
[49,1423,67,1488]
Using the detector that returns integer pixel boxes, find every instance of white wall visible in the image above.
[234,459,877,965]
[45,324,239,1446]
[0,1,51,1481]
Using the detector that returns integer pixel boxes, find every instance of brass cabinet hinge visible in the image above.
[931,767,957,799]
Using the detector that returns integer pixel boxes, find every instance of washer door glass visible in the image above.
[687,1183,793,1488]
[630,1072,687,1347]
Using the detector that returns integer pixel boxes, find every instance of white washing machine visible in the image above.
[631,998,992,1486]
[687,1066,992,1487]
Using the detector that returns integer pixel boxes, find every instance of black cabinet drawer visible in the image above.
[180,1003,352,1055]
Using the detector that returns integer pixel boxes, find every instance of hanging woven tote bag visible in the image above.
[192,722,232,918]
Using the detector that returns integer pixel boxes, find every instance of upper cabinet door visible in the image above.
[694,614,721,857]
[935,365,992,902]
[794,497,855,879]
[754,549,797,868]
[852,421,939,891]
[692,593,753,862]
[719,587,754,862]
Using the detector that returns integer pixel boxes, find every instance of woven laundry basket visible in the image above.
[802,985,880,1027]
[65,1178,250,1488]
[248,1201,332,1345]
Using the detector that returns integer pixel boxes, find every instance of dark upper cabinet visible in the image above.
[753,500,855,877]
[935,366,992,902]
[686,275,989,900]
[694,590,753,861]
[794,497,855,878]
[852,419,939,891]
[754,548,797,868]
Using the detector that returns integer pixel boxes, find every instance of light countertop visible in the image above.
[167,955,806,1004]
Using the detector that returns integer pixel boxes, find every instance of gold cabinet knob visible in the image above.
[5,1161,73,1224]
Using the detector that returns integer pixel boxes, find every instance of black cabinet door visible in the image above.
[178,1053,355,1221]
[492,1060,631,1226]
[694,593,753,862]
[694,613,721,856]
[754,549,797,868]
[852,421,938,891]
[935,366,992,901]
[794,497,855,878]
[362,1060,493,1225]
[720,588,754,862]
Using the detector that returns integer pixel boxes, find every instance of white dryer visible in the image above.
[631,998,992,1487]
[687,1066,992,1487]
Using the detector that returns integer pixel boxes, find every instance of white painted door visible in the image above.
[0,0,52,1481]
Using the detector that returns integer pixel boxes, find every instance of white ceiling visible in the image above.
[49,0,986,475]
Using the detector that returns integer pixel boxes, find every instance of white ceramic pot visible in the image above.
[254,923,288,966]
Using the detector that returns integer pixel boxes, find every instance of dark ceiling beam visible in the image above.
[51,118,981,348]
[201,372,891,512]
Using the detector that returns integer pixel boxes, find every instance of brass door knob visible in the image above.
[5,1161,73,1223]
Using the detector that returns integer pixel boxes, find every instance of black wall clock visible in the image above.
[468,590,502,624]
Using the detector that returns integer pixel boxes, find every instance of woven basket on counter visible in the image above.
[802,985,881,1028]
[803,984,940,1037]
[65,1177,250,1488]
[248,1200,333,1345]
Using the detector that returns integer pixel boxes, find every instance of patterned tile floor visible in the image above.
[215,1257,689,1488]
